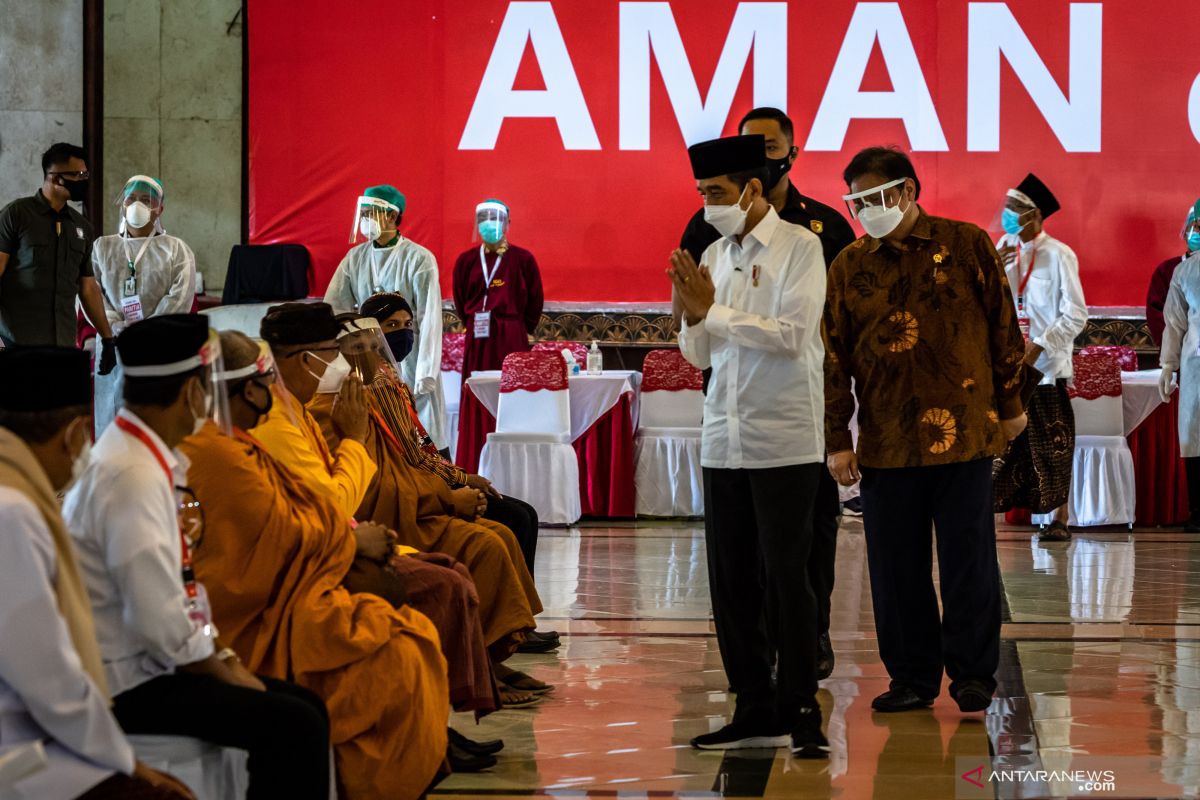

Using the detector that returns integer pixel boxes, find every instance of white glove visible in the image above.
[1159,367,1177,403]
[417,376,438,396]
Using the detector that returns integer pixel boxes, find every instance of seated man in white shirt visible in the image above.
[995,174,1088,541]
[669,135,829,758]
[0,347,193,800]
[62,315,332,799]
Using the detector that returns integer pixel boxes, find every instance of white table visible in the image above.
[465,370,642,441]
[1120,370,1164,436]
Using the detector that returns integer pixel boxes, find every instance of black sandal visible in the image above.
[1038,521,1071,542]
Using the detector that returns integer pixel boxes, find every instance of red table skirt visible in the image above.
[1006,394,1190,527]
[456,390,636,518]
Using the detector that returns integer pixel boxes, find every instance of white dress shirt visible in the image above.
[998,231,1088,383]
[0,486,135,800]
[678,207,827,469]
[63,409,216,697]
[324,236,448,449]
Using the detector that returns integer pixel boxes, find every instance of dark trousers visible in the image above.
[703,462,822,726]
[1187,457,1200,519]
[860,458,1000,700]
[112,673,330,800]
[483,494,539,572]
[810,468,841,635]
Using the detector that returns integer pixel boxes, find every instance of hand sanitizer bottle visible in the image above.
[587,340,603,375]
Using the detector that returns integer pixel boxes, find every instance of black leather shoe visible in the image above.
[448,738,497,772]
[952,679,993,713]
[448,727,504,757]
[871,686,934,713]
[817,633,835,680]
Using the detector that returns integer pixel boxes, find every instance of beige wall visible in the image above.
[103,0,242,291]
[0,1,83,208]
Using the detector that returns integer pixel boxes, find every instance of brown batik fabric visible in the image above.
[823,208,1027,468]
[993,382,1075,513]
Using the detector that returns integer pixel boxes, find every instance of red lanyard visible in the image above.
[1015,242,1039,311]
[114,416,198,601]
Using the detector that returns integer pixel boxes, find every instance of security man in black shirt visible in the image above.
[0,143,115,373]
[675,108,855,681]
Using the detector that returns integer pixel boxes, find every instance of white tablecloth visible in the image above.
[466,370,641,442]
[1120,370,1164,436]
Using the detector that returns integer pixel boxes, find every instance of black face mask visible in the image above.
[764,152,794,192]
[243,381,273,420]
[61,178,89,203]
[385,329,415,362]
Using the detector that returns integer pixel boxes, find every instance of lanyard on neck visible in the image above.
[479,246,504,312]
[114,416,199,602]
[369,236,399,293]
[1015,240,1039,311]
[121,233,155,281]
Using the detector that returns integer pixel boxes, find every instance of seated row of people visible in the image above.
[0,299,558,798]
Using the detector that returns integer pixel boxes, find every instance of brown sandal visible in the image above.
[499,687,543,708]
[1038,521,1071,542]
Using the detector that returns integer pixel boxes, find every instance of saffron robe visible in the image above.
[180,424,446,800]
[309,390,541,657]
[245,391,500,715]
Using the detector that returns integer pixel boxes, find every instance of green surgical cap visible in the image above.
[123,174,163,199]
[1190,198,1200,225]
[363,184,406,214]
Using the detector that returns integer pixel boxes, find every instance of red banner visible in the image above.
[249,1,1200,305]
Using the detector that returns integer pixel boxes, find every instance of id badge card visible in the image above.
[474,310,491,339]
[123,276,137,297]
[1017,316,1031,342]
[121,294,144,323]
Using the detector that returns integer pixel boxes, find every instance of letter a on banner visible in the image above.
[967,2,1102,152]
[805,2,947,152]
[618,2,787,149]
[459,1,600,150]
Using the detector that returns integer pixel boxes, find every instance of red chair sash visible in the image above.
[533,340,588,364]
[1079,345,1138,372]
[500,351,569,393]
[642,348,703,392]
[1068,351,1122,400]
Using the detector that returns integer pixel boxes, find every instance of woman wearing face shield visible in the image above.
[1147,200,1200,347]
[1159,202,1200,533]
[89,175,197,434]
[451,200,544,390]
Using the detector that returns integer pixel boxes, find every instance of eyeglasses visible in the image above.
[48,170,90,180]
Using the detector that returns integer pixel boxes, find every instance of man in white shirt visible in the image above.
[670,135,828,758]
[0,347,192,799]
[325,184,449,453]
[63,314,331,798]
[996,174,1088,541]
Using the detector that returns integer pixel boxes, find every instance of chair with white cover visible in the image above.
[442,332,466,457]
[478,352,581,525]
[1034,351,1136,527]
[126,735,246,800]
[635,349,704,517]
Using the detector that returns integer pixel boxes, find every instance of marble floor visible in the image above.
[436,519,1200,799]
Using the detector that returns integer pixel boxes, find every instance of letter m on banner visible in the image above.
[619,2,787,149]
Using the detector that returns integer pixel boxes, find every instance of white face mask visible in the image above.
[703,185,751,239]
[857,204,906,239]
[359,216,382,241]
[308,351,352,394]
[125,201,152,230]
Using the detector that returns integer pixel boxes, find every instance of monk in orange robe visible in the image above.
[308,318,544,669]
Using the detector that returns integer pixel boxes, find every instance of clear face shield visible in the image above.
[473,201,510,246]
[116,175,165,235]
[120,328,231,436]
[336,315,415,438]
[213,336,276,436]
[349,196,399,245]
[842,177,906,221]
